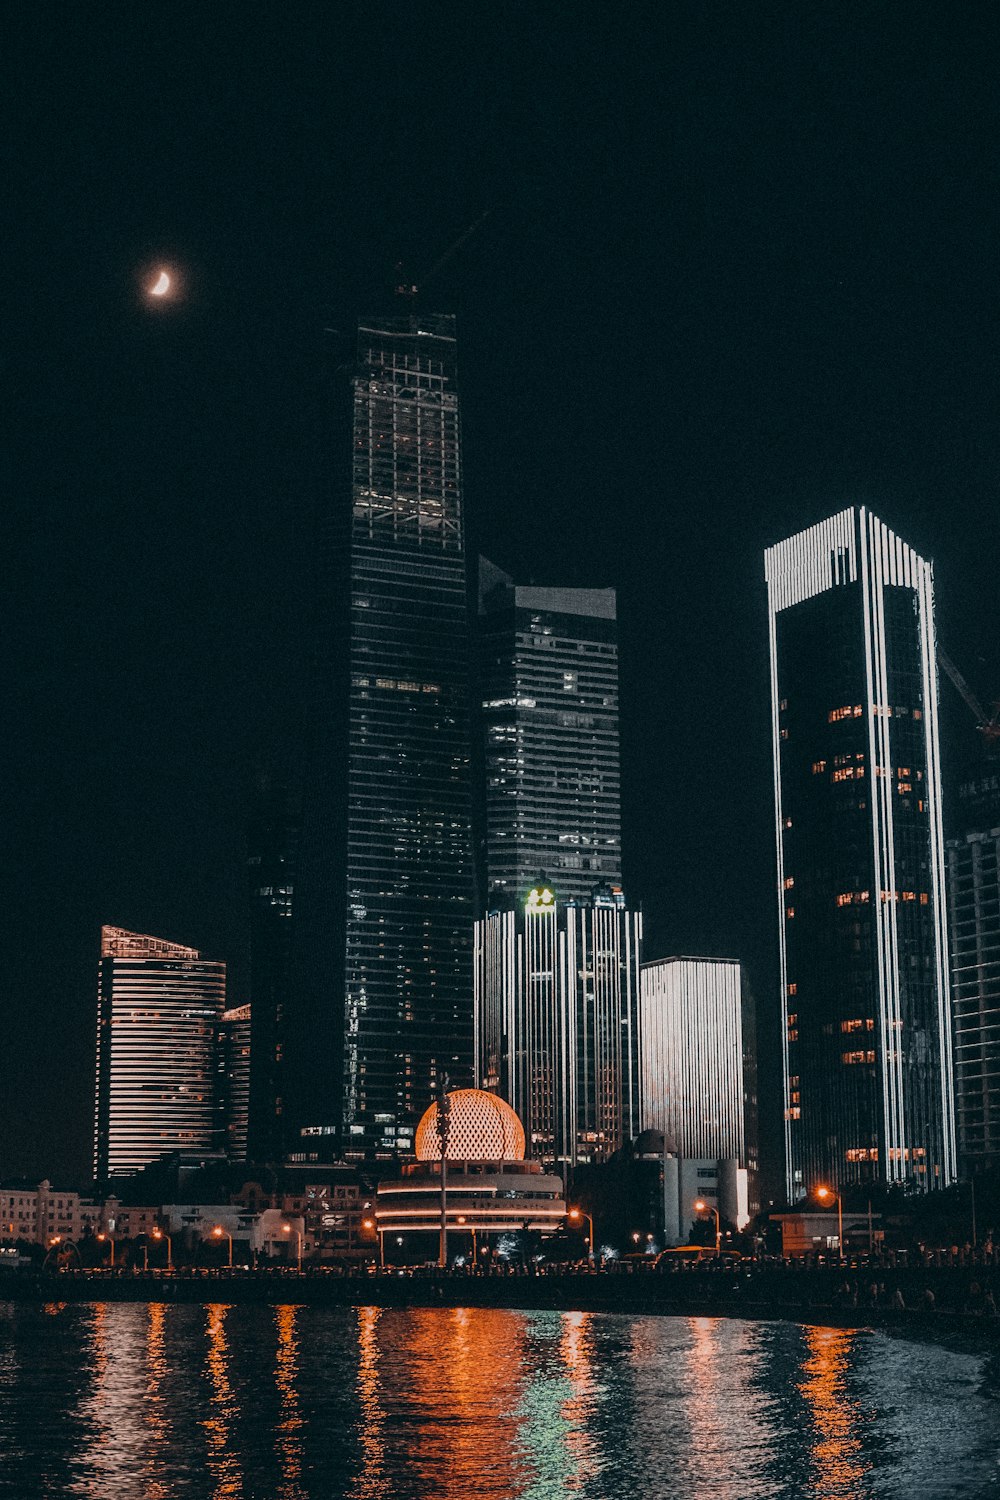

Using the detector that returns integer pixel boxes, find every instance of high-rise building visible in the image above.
[474,881,641,1168]
[217,1004,252,1162]
[94,926,226,1181]
[246,773,298,1163]
[287,311,476,1160]
[765,508,955,1199]
[639,956,759,1202]
[478,560,621,907]
[947,765,1000,1174]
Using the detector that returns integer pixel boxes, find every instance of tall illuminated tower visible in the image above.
[287,312,476,1159]
[94,926,226,1181]
[765,509,955,1199]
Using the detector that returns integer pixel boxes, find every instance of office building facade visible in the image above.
[639,956,759,1206]
[947,770,1000,1174]
[478,560,621,907]
[288,312,476,1160]
[217,1004,252,1162]
[94,927,226,1181]
[765,508,955,1198]
[474,883,641,1168]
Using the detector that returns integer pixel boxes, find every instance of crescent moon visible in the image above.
[150,271,170,297]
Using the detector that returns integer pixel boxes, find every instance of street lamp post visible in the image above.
[435,1074,451,1270]
[694,1199,721,1254]
[96,1231,115,1267]
[816,1186,843,1256]
[212,1225,233,1268]
[568,1207,595,1262]
[362,1217,383,1269]
[151,1228,173,1270]
[282,1222,303,1272]
[456,1216,478,1268]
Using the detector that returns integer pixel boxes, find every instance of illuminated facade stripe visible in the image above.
[474,892,641,1167]
[765,508,955,1198]
[639,957,757,1174]
[94,926,225,1180]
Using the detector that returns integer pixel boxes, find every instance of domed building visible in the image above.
[375,1088,565,1264]
[413,1088,526,1162]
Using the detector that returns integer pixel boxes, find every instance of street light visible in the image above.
[282,1222,303,1272]
[96,1231,115,1267]
[456,1215,478,1268]
[362,1216,383,1268]
[694,1199,721,1254]
[568,1207,595,1262]
[151,1228,173,1271]
[816,1186,843,1255]
[212,1225,233,1268]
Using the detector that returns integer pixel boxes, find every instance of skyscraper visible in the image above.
[478,561,621,907]
[217,1003,252,1162]
[246,773,298,1164]
[475,881,641,1168]
[94,926,226,1181]
[287,311,476,1160]
[765,508,955,1199]
[947,765,1000,1174]
[639,957,758,1182]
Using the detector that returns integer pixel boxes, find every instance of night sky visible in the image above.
[5,7,999,1185]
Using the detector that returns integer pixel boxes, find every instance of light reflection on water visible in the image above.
[0,1301,995,1499]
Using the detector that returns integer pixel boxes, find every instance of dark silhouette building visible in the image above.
[765,508,955,1199]
[246,774,299,1163]
[286,312,476,1160]
[947,760,1000,1175]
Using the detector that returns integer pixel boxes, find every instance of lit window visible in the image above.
[787,983,797,997]
[784,876,794,890]
[785,906,795,919]
[811,760,827,774]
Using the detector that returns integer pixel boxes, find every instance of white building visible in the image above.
[94,927,226,1180]
[475,883,641,1168]
[640,957,758,1209]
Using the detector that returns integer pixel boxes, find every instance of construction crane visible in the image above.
[938,649,1000,746]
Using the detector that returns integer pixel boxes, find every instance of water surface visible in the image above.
[0,1301,995,1497]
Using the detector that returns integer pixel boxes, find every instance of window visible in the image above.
[812,760,827,774]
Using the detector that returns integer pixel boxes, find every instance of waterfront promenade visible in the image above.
[5,1260,998,1351]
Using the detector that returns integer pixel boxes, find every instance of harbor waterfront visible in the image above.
[3,1263,998,1350]
[0,1301,997,1499]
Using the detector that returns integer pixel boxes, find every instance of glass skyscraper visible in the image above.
[947,768,1000,1174]
[287,312,476,1160]
[94,926,226,1181]
[765,508,955,1199]
[475,882,641,1168]
[478,560,621,907]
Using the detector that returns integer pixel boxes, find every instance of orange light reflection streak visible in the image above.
[798,1326,870,1497]
[274,1305,306,1499]
[204,1304,244,1499]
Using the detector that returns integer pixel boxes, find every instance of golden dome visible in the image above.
[414,1089,526,1162]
